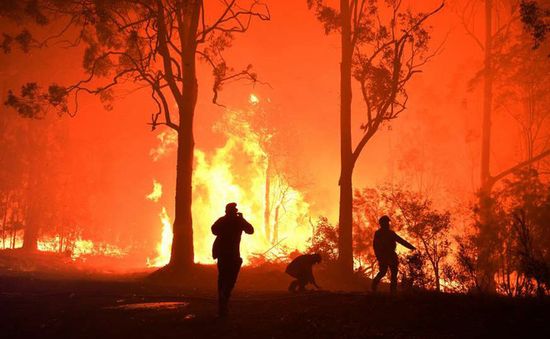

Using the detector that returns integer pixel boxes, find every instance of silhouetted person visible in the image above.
[285,253,322,292]
[371,215,416,293]
[212,202,254,317]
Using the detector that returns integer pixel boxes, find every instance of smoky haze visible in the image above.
[0,0,548,268]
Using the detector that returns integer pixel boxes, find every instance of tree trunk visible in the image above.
[169,105,196,270]
[337,0,354,274]
[477,0,496,293]
[22,199,38,252]
[59,226,64,253]
[22,226,38,251]
[11,227,16,249]
[168,1,200,270]
[273,204,279,244]
[264,158,271,242]
[1,193,9,249]
[434,263,441,292]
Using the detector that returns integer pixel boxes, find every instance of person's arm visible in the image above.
[240,217,254,234]
[373,231,382,258]
[306,267,320,288]
[395,233,416,250]
[211,218,222,236]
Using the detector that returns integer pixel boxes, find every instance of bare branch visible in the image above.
[490,149,550,185]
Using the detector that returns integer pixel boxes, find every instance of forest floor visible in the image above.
[0,252,549,338]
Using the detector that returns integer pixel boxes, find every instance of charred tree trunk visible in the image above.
[169,115,195,269]
[1,193,9,249]
[22,225,38,251]
[338,0,354,274]
[11,226,16,249]
[59,226,64,253]
[480,0,493,191]
[166,0,200,271]
[434,262,441,292]
[264,158,271,242]
[22,197,38,252]
[478,0,496,293]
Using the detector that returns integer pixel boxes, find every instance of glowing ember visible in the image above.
[107,302,189,310]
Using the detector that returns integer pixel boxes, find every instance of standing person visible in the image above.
[371,215,416,293]
[212,202,254,317]
[285,253,322,292]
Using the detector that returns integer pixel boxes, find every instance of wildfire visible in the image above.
[146,180,163,202]
[147,101,312,266]
[37,236,126,260]
[0,233,126,260]
[149,130,178,162]
[146,207,173,267]
[145,178,173,267]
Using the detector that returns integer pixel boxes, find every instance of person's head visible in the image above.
[313,253,322,264]
[225,202,238,215]
[379,215,391,229]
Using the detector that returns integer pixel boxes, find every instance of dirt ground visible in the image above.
[1,268,549,339]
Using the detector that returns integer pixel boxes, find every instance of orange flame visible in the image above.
[0,234,126,260]
[146,206,173,267]
[147,101,312,266]
[146,180,163,202]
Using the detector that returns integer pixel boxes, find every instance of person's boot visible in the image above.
[218,305,228,317]
[218,298,228,317]
[371,279,379,292]
[390,278,398,294]
[218,289,229,317]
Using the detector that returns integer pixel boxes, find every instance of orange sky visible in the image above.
[0,0,543,260]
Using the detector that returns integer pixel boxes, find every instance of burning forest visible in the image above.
[0,0,549,338]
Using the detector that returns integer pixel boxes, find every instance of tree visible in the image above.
[489,169,550,296]
[459,0,550,290]
[213,100,307,246]
[2,0,269,271]
[353,185,452,290]
[520,0,549,49]
[0,107,27,249]
[391,190,452,292]
[243,97,301,245]
[307,216,339,262]
[353,187,400,277]
[307,0,444,273]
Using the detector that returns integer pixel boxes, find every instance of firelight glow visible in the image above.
[145,107,312,267]
[249,93,260,105]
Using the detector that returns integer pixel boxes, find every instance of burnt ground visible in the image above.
[0,253,549,338]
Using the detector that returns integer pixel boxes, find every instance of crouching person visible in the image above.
[285,253,322,292]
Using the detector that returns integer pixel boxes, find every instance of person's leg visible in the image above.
[288,279,299,292]
[389,256,399,293]
[217,259,229,316]
[225,258,243,300]
[297,277,307,292]
[372,261,389,292]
